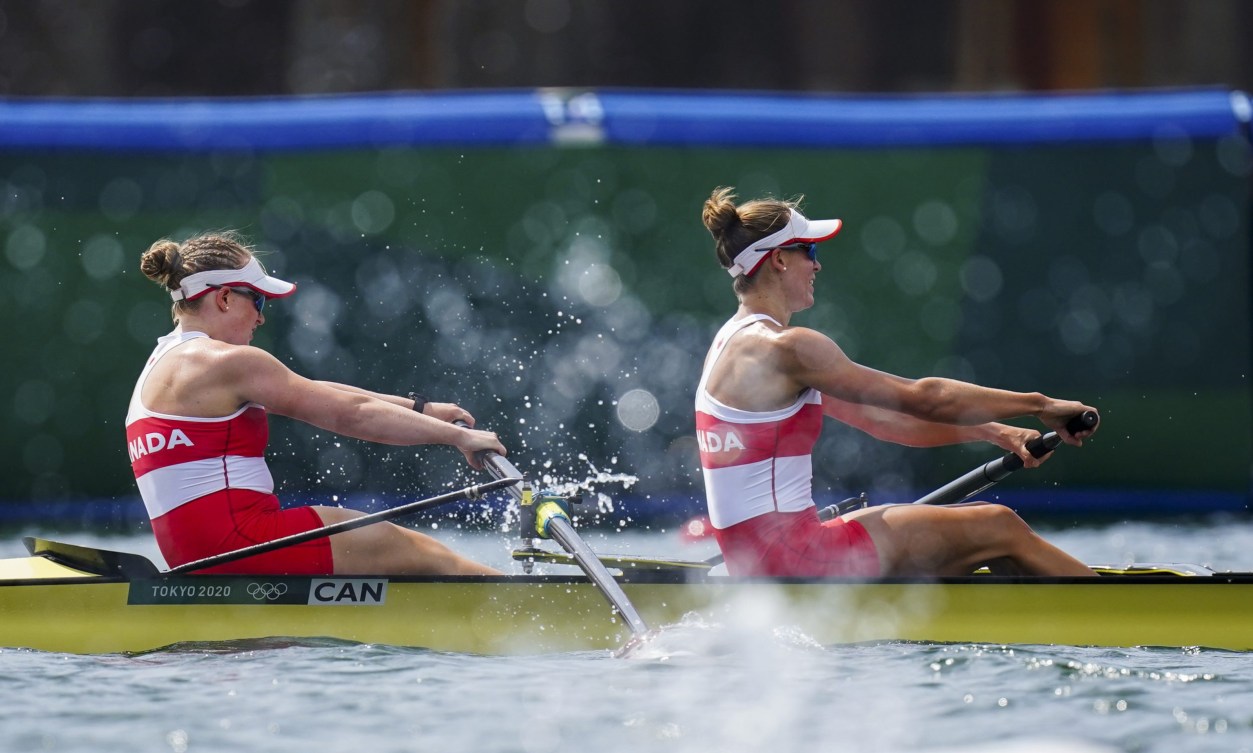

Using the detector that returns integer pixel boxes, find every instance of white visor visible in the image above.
[726,209,843,277]
[170,257,297,302]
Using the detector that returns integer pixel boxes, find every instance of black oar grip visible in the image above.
[1021,433,1059,462]
[1066,410,1100,435]
[1020,410,1100,462]
[912,410,1098,506]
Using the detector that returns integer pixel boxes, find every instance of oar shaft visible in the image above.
[910,460,1016,506]
[912,411,1098,506]
[546,516,650,635]
[167,477,520,574]
[479,451,527,503]
[911,434,1057,506]
[458,422,650,636]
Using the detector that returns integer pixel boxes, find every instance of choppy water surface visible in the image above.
[4,520,1253,753]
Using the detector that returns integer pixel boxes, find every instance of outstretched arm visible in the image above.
[822,395,1053,467]
[218,347,505,467]
[784,327,1097,446]
[317,382,476,426]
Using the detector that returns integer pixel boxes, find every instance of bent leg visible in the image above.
[313,507,501,576]
[842,502,1095,577]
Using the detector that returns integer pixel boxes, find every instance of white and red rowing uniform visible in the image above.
[696,314,879,577]
[125,328,331,574]
[127,330,273,514]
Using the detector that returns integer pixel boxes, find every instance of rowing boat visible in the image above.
[2,535,1249,654]
[11,413,1239,655]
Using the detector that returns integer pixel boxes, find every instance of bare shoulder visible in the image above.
[767,326,867,394]
[773,324,836,347]
[212,340,283,371]
[167,339,278,379]
[772,325,844,364]
[143,340,292,416]
[728,319,828,350]
[717,318,797,365]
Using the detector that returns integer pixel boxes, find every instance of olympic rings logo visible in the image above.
[247,582,289,601]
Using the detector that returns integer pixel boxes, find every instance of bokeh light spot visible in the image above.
[99,177,144,222]
[81,234,125,280]
[351,189,395,234]
[616,389,659,432]
[14,380,56,425]
[892,250,937,297]
[5,224,46,270]
[959,255,1003,303]
[859,215,906,261]
[913,200,958,246]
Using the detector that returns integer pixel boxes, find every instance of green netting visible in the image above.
[1,136,1249,506]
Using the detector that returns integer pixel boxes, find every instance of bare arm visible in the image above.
[219,348,504,467]
[317,381,476,426]
[317,381,410,407]
[823,394,1009,446]
[822,395,1053,467]
[784,327,1097,446]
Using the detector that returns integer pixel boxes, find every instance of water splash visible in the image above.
[617,612,827,663]
[537,454,639,515]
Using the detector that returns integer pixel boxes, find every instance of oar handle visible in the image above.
[1009,411,1100,471]
[456,420,526,502]
[912,411,1098,506]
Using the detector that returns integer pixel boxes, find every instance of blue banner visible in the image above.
[0,88,1246,151]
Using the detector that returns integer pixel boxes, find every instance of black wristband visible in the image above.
[407,392,429,414]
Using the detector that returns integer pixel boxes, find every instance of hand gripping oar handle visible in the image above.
[472,444,528,503]
[911,411,1098,507]
[456,422,650,636]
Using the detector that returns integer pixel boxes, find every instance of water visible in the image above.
[3,520,1253,753]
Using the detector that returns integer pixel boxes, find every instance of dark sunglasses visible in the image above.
[774,242,819,262]
[211,285,266,314]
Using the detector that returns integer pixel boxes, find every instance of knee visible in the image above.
[969,503,1033,538]
[984,502,1023,522]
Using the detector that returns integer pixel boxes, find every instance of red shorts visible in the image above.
[714,508,880,577]
[151,488,334,575]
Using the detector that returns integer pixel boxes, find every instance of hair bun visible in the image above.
[139,239,183,289]
[702,186,742,239]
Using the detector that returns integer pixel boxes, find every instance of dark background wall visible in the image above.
[0,0,1249,98]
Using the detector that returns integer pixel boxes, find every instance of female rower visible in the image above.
[128,231,506,576]
[697,187,1099,577]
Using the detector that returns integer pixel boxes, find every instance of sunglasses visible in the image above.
[211,285,266,314]
[774,242,819,262]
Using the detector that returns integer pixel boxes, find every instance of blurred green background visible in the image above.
[3,125,1250,518]
[3,0,1252,525]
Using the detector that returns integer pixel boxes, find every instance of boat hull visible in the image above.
[3,559,1252,654]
